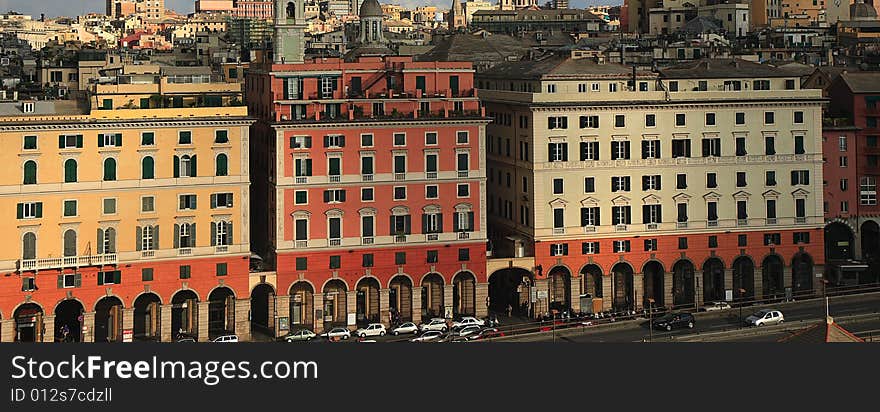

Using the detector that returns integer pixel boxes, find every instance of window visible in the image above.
[215,154,228,176]
[677,203,688,223]
[707,201,718,222]
[794,111,804,124]
[456,131,469,144]
[552,208,565,229]
[613,240,631,253]
[738,234,747,247]
[766,199,777,219]
[178,131,192,145]
[796,198,806,220]
[215,262,228,277]
[59,134,82,149]
[705,113,716,126]
[548,143,568,162]
[735,112,745,125]
[614,114,625,128]
[763,233,781,246]
[140,156,155,179]
[584,177,595,193]
[98,133,122,148]
[98,270,121,285]
[63,200,77,217]
[580,141,599,161]
[23,160,37,184]
[645,114,656,127]
[642,140,659,159]
[643,175,661,191]
[735,137,747,156]
[867,136,877,148]
[580,115,600,128]
[457,184,470,197]
[764,136,776,155]
[546,84,556,93]
[764,111,775,125]
[609,83,618,92]
[211,193,234,208]
[393,133,406,146]
[61,273,79,288]
[103,158,117,181]
[611,176,631,192]
[611,141,630,160]
[323,189,346,203]
[179,265,191,279]
[678,237,688,249]
[791,170,810,186]
[707,173,717,188]
[141,268,154,282]
[175,155,197,178]
[179,194,197,210]
[141,132,155,146]
[737,200,748,220]
[361,134,374,147]
[766,171,777,186]
[294,158,312,177]
[426,185,438,199]
[839,136,848,151]
[676,174,687,189]
[842,201,849,213]
[548,116,568,129]
[672,139,691,158]
[552,178,564,194]
[644,239,658,251]
[324,134,345,148]
[793,232,810,244]
[840,156,848,167]
[550,244,569,256]
[142,196,155,212]
[140,225,154,251]
[736,172,747,187]
[427,250,438,263]
[754,80,771,90]
[861,177,877,205]
[702,138,721,157]
[709,236,718,248]
[786,79,796,90]
[669,81,679,91]
[580,207,600,226]
[23,135,37,150]
[362,254,374,267]
[582,242,600,254]
[611,206,631,225]
[675,113,686,126]
[458,248,470,261]
[296,257,307,271]
[103,198,116,214]
[643,204,662,224]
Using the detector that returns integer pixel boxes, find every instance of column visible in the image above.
[443,284,454,318]
[197,301,210,342]
[724,269,734,301]
[753,272,763,302]
[633,273,644,311]
[379,288,390,326]
[534,278,549,316]
[783,265,793,297]
[313,293,324,333]
[122,308,134,342]
[275,295,290,338]
[1,319,14,342]
[160,304,172,342]
[234,298,251,341]
[694,272,704,309]
[346,290,357,330]
[814,264,826,295]
[42,315,55,342]
[475,282,489,318]
[82,311,95,343]
[411,286,423,325]
[267,293,276,334]
[601,276,612,311]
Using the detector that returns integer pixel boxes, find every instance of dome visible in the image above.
[851,0,878,19]
[359,0,383,18]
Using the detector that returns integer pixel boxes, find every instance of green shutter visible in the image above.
[211,194,217,208]
[35,202,42,218]
[228,222,233,245]
[113,270,121,284]
[58,135,65,148]
[16,203,23,219]
[98,271,104,285]
[57,275,63,289]
[117,134,122,146]
[173,155,180,178]
[97,228,104,254]
[191,223,196,246]
[98,134,104,147]
[211,222,217,246]
[190,155,197,177]
[173,224,179,248]
[74,273,82,288]
[136,226,142,251]
[76,135,83,148]
[153,225,159,249]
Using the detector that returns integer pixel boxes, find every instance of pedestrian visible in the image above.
[506,304,512,317]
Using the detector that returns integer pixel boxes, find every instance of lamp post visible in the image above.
[647,298,655,343]
[738,288,746,327]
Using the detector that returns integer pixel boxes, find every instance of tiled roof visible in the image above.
[840,71,880,93]
[660,59,794,79]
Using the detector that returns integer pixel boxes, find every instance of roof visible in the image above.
[480,56,654,80]
[359,0,383,18]
[472,9,605,22]
[660,59,794,79]
[0,100,87,117]
[681,16,722,34]
[840,71,880,93]
[778,317,864,343]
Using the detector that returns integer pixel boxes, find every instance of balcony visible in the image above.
[457,170,469,178]
[215,245,228,253]
[795,217,807,224]
[615,224,628,232]
[361,237,374,245]
[707,220,718,227]
[458,232,471,240]
[329,175,341,183]
[19,253,117,272]
[394,235,408,243]
[295,240,308,248]
[766,218,778,225]
[141,250,155,258]
[329,238,341,246]
[295,177,308,184]
[362,174,374,182]
[426,172,437,179]
[553,227,565,235]
[676,222,688,229]
[737,218,749,226]
[178,248,192,256]
[583,225,596,233]
[646,223,659,230]
[427,233,439,241]
[394,173,406,181]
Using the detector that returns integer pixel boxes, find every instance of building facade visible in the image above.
[477,57,826,317]
[0,66,252,343]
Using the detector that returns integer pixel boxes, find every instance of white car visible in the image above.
[284,329,317,342]
[702,301,732,312]
[452,316,485,328]
[457,325,482,337]
[320,327,351,340]
[410,330,444,342]
[355,323,386,338]
[419,318,448,332]
[391,322,419,335]
[212,335,238,343]
[745,309,784,326]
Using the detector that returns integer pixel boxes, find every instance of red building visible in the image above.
[247,6,489,335]
[824,71,880,285]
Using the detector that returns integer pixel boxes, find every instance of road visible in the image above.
[499,292,880,343]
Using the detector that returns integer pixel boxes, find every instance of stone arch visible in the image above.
[672,259,696,307]
[389,274,413,323]
[170,289,200,339]
[641,259,665,308]
[288,281,315,330]
[732,255,756,301]
[488,267,533,318]
[54,298,85,342]
[610,262,634,312]
[791,252,814,295]
[452,271,477,317]
[321,279,348,327]
[701,257,725,303]
[547,265,572,313]
[94,295,124,342]
[355,276,381,324]
[420,272,445,319]
[579,263,603,301]
[825,221,855,261]
[250,283,276,338]
[207,286,236,338]
[861,220,880,284]
[761,254,785,300]
[132,292,161,341]
[12,301,44,342]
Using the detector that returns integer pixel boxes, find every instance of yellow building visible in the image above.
[0,65,254,344]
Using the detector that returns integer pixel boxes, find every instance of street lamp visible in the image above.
[647,298,655,343]
[738,288,746,327]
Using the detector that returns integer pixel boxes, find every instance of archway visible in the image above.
[421,273,445,320]
[289,282,314,330]
[133,293,161,341]
[792,253,814,295]
[13,303,43,342]
[862,221,880,284]
[389,276,413,323]
[488,268,532,318]
[171,290,199,339]
[611,262,634,312]
[208,287,236,338]
[453,272,476,317]
[250,283,275,337]
[672,260,696,307]
[548,266,571,313]
[642,261,665,308]
[94,296,123,343]
[825,222,854,261]
[702,258,725,303]
[762,255,785,300]
[732,256,755,301]
[322,279,347,328]
[356,277,380,325]
[54,299,84,342]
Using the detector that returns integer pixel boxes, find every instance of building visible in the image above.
[0,65,252,343]
[753,0,783,28]
[477,57,825,317]
[246,0,489,337]
[462,0,495,24]
[448,0,467,30]
[470,9,608,35]
[233,1,275,20]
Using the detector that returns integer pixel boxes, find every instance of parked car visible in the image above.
[410,330,444,342]
[651,312,695,331]
[354,323,386,338]
[320,327,351,340]
[391,322,419,335]
[469,327,504,340]
[284,329,316,342]
[419,318,448,332]
[212,335,239,343]
[701,301,732,312]
[176,337,196,343]
[456,325,482,337]
[745,309,784,326]
[452,316,485,328]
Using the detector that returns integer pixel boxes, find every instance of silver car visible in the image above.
[745,309,784,326]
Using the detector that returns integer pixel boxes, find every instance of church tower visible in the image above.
[447,0,466,30]
[274,0,307,64]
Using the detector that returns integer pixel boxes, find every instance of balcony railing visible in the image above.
[646,223,659,230]
[141,250,155,258]
[394,235,408,243]
[766,218,778,225]
[615,224,628,232]
[707,220,718,227]
[329,238,341,246]
[553,227,565,235]
[583,225,596,233]
[329,175,341,183]
[394,173,406,181]
[295,177,308,184]
[19,253,118,271]
[457,170,469,178]
[677,222,688,229]
[795,217,807,224]
[178,248,192,256]
[426,172,437,179]
[295,240,308,248]
[361,237,374,245]
[737,218,749,226]
[362,174,373,182]
[458,231,471,240]
[215,245,228,253]
[427,233,439,241]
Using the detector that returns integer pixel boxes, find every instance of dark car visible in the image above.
[651,312,695,331]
